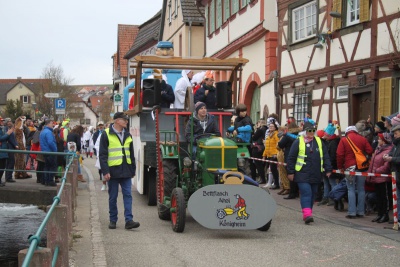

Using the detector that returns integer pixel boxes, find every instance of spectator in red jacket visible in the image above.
[337,126,373,219]
[367,132,392,223]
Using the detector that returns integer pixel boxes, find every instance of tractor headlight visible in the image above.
[237,158,245,167]
[183,157,192,167]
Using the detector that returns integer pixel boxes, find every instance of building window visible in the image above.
[232,0,239,14]
[292,1,317,43]
[346,0,360,26]
[224,0,230,21]
[216,0,222,28]
[293,88,312,123]
[332,0,370,31]
[209,1,215,33]
[22,95,29,103]
[336,85,348,100]
[80,119,91,125]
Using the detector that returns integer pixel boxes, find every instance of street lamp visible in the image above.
[32,102,37,120]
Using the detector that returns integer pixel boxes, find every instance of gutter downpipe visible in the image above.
[189,21,192,57]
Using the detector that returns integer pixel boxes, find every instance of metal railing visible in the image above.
[0,149,77,267]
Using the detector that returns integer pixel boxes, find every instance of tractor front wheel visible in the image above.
[157,159,178,220]
[171,188,186,233]
[258,220,272,231]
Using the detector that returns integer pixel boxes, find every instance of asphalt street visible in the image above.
[69,157,400,267]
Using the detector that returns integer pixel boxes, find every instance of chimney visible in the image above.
[17,77,22,80]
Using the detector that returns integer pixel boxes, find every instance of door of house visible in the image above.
[349,84,375,124]
[250,87,260,124]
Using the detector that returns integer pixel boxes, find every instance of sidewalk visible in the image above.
[270,187,400,242]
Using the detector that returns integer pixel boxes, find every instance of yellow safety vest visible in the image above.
[295,135,323,171]
[105,128,132,166]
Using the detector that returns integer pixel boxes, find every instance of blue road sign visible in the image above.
[55,98,66,109]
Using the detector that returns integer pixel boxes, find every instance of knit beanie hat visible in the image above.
[375,121,386,132]
[324,120,337,136]
[195,101,206,113]
[378,132,392,144]
[391,114,400,127]
[345,126,358,134]
[316,129,325,138]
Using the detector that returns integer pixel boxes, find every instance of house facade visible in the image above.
[197,0,278,123]
[277,0,400,129]
[161,0,205,57]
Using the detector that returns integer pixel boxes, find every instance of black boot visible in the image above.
[377,213,389,223]
[334,200,339,210]
[372,214,383,222]
[338,200,344,211]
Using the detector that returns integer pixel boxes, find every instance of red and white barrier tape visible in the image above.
[392,172,399,231]
[248,157,393,177]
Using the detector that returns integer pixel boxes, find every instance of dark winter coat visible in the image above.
[336,131,373,170]
[278,127,301,162]
[388,137,400,184]
[160,80,175,108]
[92,130,102,145]
[193,84,217,109]
[287,136,332,184]
[67,132,82,152]
[326,135,342,179]
[366,144,392,183]
[0,126,10,159]
[251,125,267,157]
[99,124,136,179]
[185,113,220,143]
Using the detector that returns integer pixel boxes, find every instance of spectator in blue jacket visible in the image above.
[226,103,253,143]
[0,117,13,186]
[39,119,57,186]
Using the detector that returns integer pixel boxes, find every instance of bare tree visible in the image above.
[38,61,74,119]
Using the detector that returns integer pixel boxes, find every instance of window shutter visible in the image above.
[378,78,393,120]
[20,95,23,103]
[332,0,342,31]
[216,0,222,28]
[28,95,31,103]
[210,1,215,33]
[359,0,370,22]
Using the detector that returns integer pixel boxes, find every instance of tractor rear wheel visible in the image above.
[171,187,186,233]
[157,159,178,220]
[258,220,272,231]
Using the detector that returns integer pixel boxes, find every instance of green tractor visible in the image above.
[155,109,275,233]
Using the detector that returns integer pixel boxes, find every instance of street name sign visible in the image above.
[44,93,60,98]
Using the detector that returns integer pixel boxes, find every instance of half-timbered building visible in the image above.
[277,0,400,129]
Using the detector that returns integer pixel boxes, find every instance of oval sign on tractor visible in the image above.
[188,184,277,230]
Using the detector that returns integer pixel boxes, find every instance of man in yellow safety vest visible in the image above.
[99,112,140,230]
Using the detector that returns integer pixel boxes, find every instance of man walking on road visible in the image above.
[99,112,140,230]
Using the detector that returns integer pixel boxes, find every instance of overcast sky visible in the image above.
[0,0,163,85]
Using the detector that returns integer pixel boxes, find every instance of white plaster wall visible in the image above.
[379,0,400,17]
[337,102,349,129]
[259,80,276,117]
[263,0,278,31]
[377,22,393,56]
[354,28,371,60]
[330,32,358,66]
[317,104,330,130]
[280,51,295,77]
[207,3,261,56]
[309,45,327,71]
[282,25,287,46]
[291,45,314,73]
[313,88,323,99]
[390,18,400,53]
